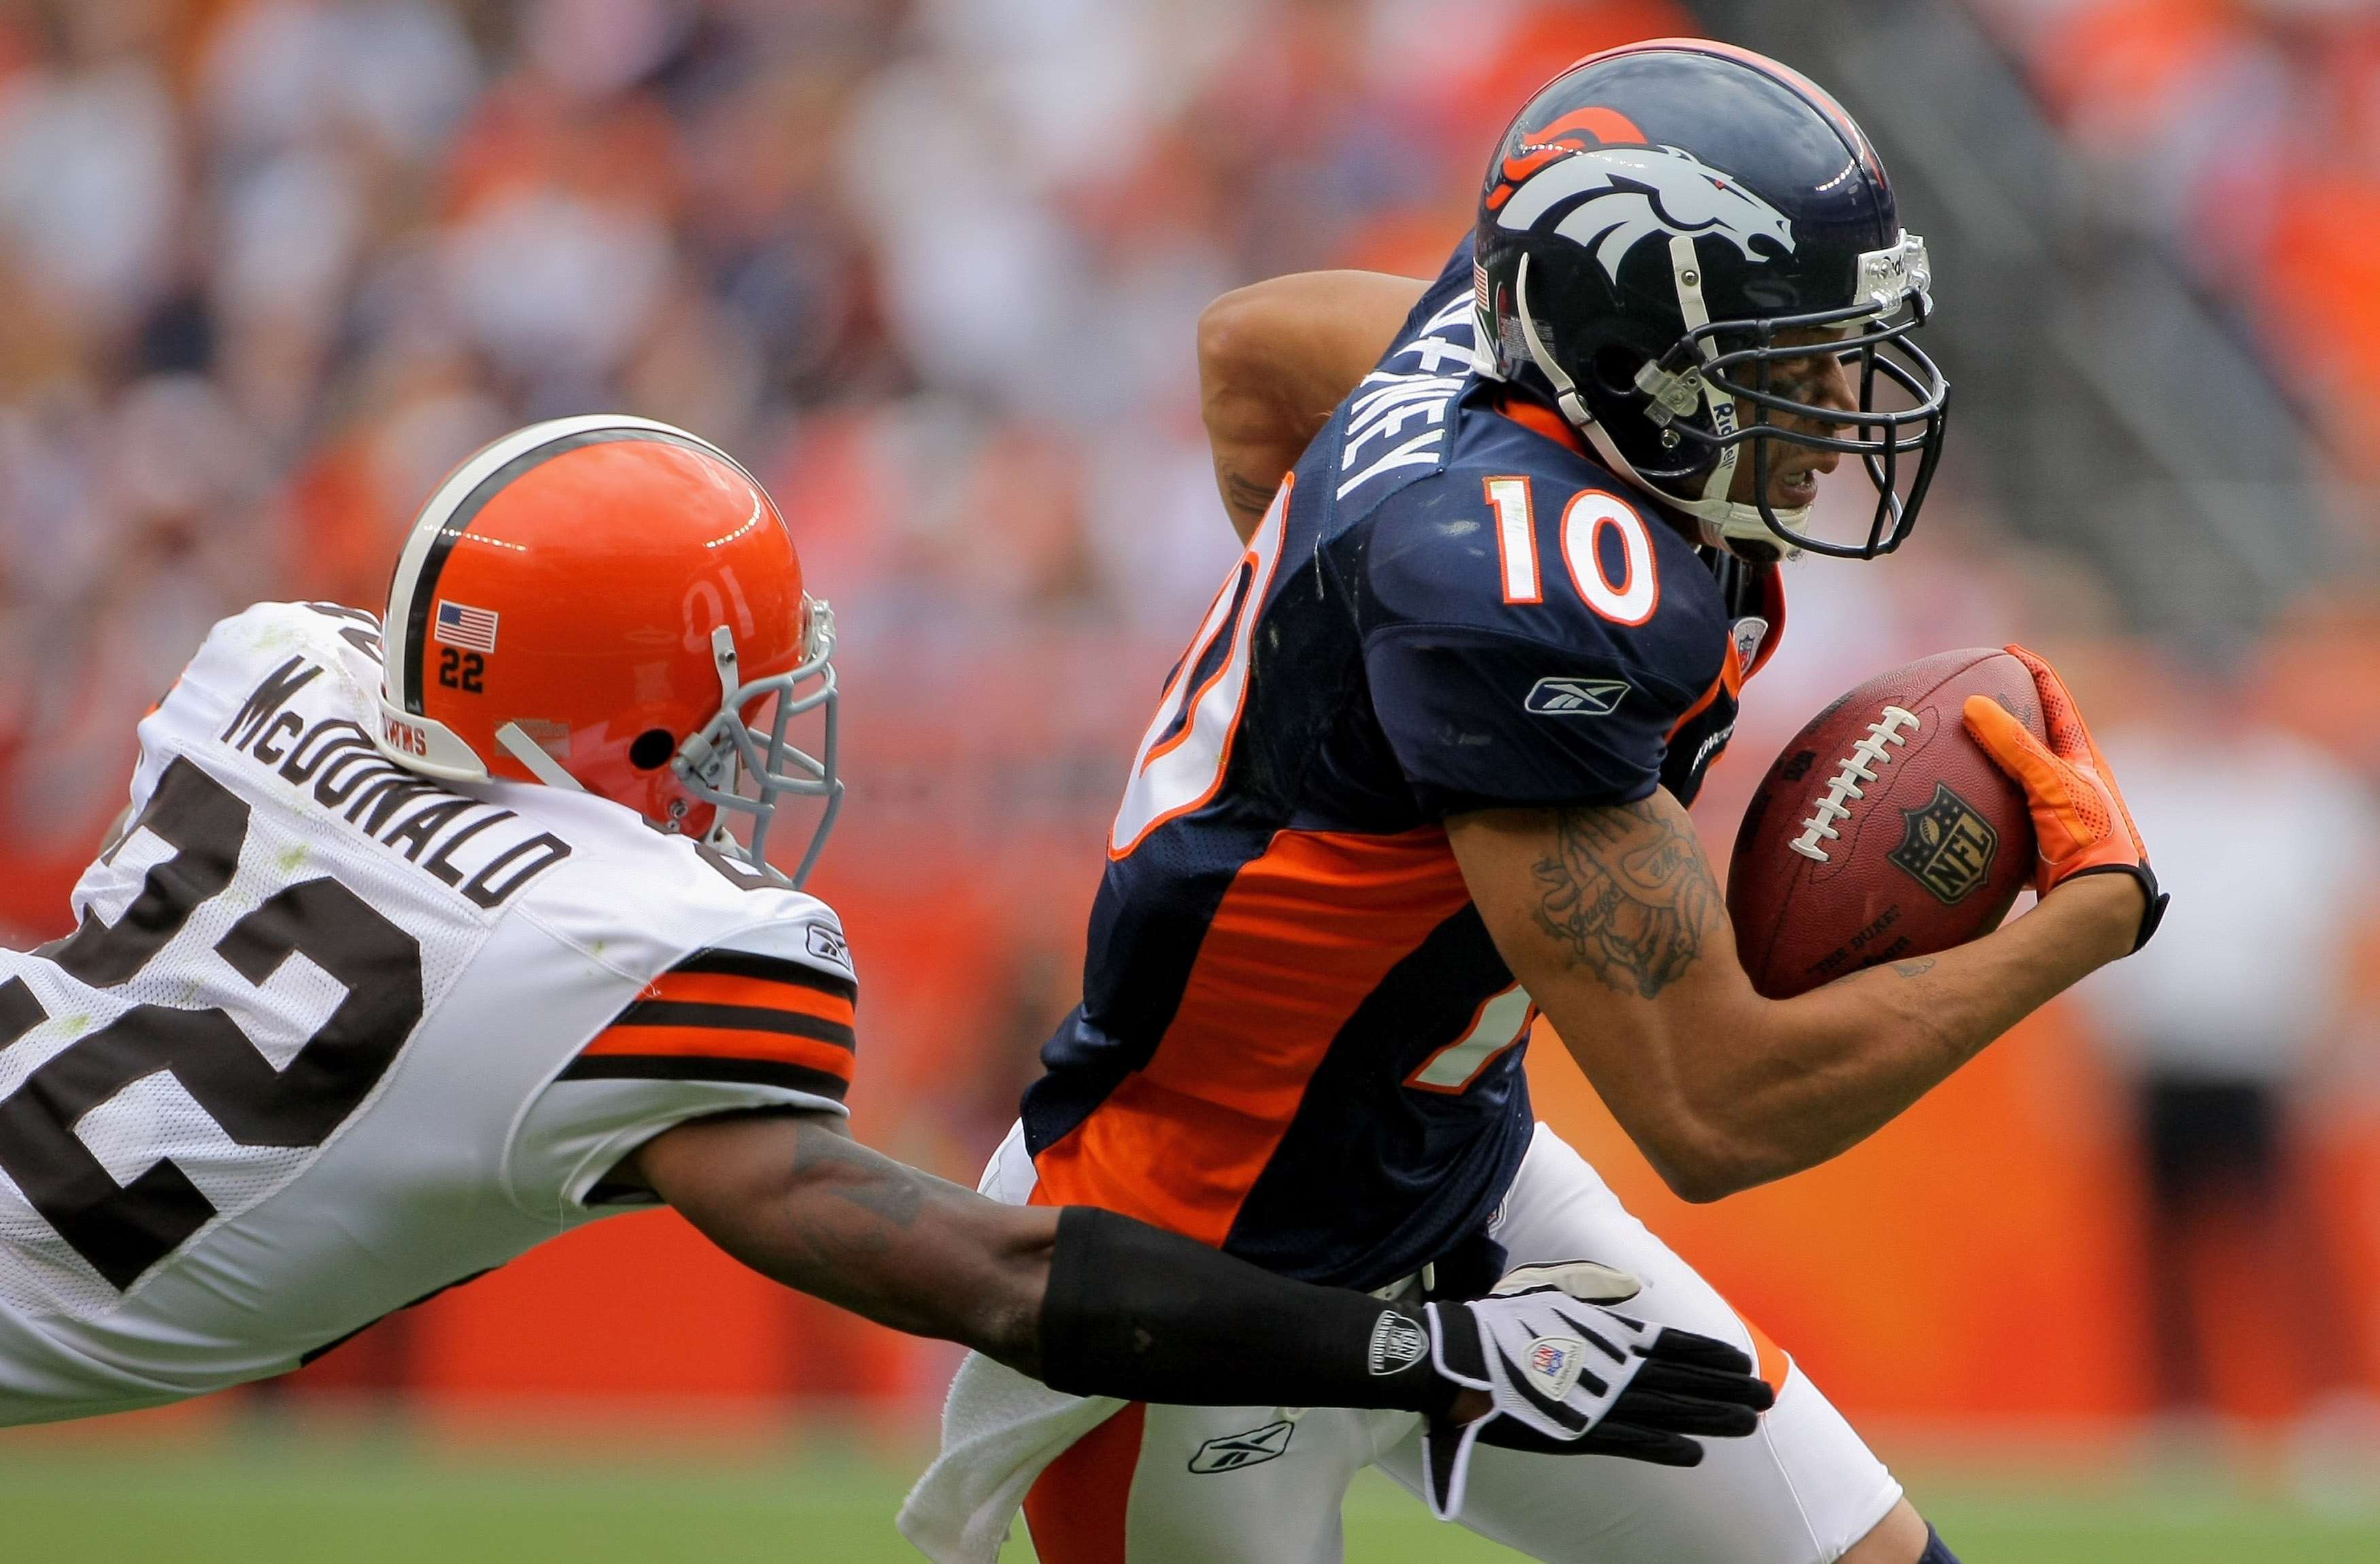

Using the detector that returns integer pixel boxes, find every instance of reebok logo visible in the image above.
[1525,677,1630,716]
[1189,1419,1295,1474]
[1367,1310,1427,1375]
[804,923,851,969]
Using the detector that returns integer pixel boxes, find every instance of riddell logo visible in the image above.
[384,717,429,758]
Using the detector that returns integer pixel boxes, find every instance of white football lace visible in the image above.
[1788,705,1920,863]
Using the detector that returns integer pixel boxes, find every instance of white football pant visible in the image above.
[983,1121,1903,1564]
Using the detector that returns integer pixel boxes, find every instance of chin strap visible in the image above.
[1511,252,1596,432]
[1512,250,1809,556]
[1660,235,1738,515]
[494,722,584,791]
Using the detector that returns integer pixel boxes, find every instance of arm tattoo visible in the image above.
[795,1125,927,1227]
[1220,466,1278,521]
[772,1118,930,1267]
[1529,800,1721,999]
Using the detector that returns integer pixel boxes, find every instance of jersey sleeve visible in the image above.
[506,911,857,1214]
[1353,454,1728,818]
[1363,622,1676,814]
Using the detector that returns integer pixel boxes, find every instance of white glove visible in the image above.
[1416,1271,1769,1520]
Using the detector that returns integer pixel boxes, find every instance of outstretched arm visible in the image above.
[626,1110,1056,1372]
[1450,792,2143,1202]
[1199,271,1426,539]
[622,1109,1773,1461]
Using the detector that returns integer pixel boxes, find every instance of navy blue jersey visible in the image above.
[1023,241,1775,1289]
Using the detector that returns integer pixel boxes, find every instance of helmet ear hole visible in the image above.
[630,728,677,770]
[1592,345,1649,400]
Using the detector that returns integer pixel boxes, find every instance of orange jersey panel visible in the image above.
[1034,826,1474,1245]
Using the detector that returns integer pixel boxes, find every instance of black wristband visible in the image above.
[2069,860,2169,951]
[1040,1206,1456,1417]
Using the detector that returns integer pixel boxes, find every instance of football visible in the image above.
[1727,649,2045,1000]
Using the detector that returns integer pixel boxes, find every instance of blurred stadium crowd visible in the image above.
[7,0,2380,1443]
[0,0,1728,1220]
[1973,0,2380,480]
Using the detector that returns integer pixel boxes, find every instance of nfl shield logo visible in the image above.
[1886,781,1999,905]
[1521,1334,1588,1401]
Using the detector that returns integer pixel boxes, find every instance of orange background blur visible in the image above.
[8,0,2380,1443]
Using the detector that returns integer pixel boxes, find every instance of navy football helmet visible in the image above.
[1474,41,1948,560]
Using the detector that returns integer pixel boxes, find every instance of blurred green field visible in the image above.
[5,1410,2379,1563]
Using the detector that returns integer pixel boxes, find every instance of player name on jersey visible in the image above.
[1336,294,1478,500]
[218,653,570,909]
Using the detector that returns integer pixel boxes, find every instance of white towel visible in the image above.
[899,1121,1122,1563]
[897,1349,1125,1564]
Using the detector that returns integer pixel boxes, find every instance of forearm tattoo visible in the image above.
[795,1123,928,1228]
[1529,800,1722,999]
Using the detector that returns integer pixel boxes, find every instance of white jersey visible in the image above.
[0,603,857,1423]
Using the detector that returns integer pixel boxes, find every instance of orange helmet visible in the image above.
[373,414,842,885]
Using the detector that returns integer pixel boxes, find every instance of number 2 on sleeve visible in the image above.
[1108,476,1291,857]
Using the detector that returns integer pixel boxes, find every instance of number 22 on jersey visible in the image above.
[1109,476,1291,857]
[0,759,424,1291]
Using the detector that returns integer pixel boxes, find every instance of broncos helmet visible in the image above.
[1474,41,1948,560]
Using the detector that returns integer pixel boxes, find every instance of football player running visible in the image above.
[910,41,2164,1564]
[0,413,1782,1483]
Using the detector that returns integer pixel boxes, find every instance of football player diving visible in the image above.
[908,40,2166,1564]
[0,411,1782,1485]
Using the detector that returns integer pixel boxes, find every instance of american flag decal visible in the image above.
[435,600,498,654]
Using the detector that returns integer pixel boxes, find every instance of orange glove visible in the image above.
[1961,645,2166,951]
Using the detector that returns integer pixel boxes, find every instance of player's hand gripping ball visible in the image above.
[1728,649,2044,999]
[1960,644,2166,950]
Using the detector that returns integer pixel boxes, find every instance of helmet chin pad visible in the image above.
[1695,495,1811,560]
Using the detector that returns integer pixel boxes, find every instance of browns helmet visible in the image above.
[1474,41,1948,559]
[373,415,841,885]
